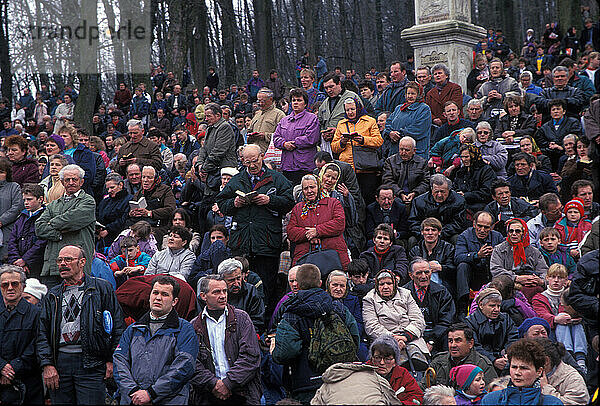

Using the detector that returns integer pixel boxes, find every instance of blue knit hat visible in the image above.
[518,317,551,338]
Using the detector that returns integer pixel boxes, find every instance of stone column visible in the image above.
[401,0,486,92]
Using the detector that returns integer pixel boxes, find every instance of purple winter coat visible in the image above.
[272,109,320,172]
[6,209,47,276]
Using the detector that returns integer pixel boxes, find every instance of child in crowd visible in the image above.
[6,184,47,277]
[538,227,577,275]
[450,364,487,405]
[531,264,588,373]
[347,258,374,300]
[554,198,592,259]
[109,236,151,286]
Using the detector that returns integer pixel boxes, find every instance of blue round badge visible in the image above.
[103,310,113,335]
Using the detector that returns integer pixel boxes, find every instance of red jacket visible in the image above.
[425,81,463,124]
[287,197,350,270]
[365,361,424,405]
[531,292,565,329]
[554,215,592,246]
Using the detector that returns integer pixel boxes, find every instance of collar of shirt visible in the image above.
[202,305,228,323]
[63,189,83,200]
[289,109,307,121]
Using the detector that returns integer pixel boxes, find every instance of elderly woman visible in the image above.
[0,158,24,260]
[384,81,433,159]
[272,87,320,185]
[490,218,547,300]
[366,335,424,404]
[96,172,133,251]
[362,269,430,368]
[507,135,553,176]
[536,338,589,405]
[481,339,562,405]
[449,144,496,213]
[474,121,508,178]
[326,270,368,361]
[287,174,349,270]
[493,95,536,141]
[332,97,383,205]
[465,287,519,372]
[39,154,67,203]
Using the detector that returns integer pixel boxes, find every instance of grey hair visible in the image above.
[479,292,502,306]
[552,65,569,76]
[242,143,262,156]
[326,270,347,285]
[301,174,318,186]
[58,164,85,180]
[476,121,493,132]
[430,173,451,190]
[343,98,357,105]
[288,265,300,280]
[563,134,578,144]
[423,385,456,405]
[142,166,156,177]
[467,98,482,108]
[197,274,223,295]
[0,265,27,285]
[127,119,144,130]
[431,63,450,77]
[105,172,124,185]
[520,71,533,80]
[49,154,68,167]
[257,87,274,98]
[459,127,476,143]
[217,258,243,277]
[409,257,430,273]
[399,136,416,148]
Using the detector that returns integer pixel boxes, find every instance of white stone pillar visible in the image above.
[401,0,486,92]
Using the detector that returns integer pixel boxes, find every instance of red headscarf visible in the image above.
[506,218,530,267]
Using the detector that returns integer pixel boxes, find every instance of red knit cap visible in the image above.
[564,198,585,218]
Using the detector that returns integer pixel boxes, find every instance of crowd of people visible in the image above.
[0,21,599,406]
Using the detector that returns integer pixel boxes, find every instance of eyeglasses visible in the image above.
[477,130,490,134]
[1,281,21,289]
[372,356,395,364]
[55,257,78,264]
[507,229,523,234]
[243,157,260,166]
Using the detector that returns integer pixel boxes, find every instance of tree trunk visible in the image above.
[374,0,385,69]
[557,0,581,32]
[190,0,210,89]
[0,0,12,105]
[337,0,350,69]
[302,0,316,68]
[253,0,275,75]
[165,0,188,82]
[218,0,238,84]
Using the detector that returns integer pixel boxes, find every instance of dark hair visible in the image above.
[376,72,390,81]
[370,342,396,359]
[120,236,138,250]
[443,100,459,110]
[151,275,180,299]
[22,183,44,199]
[347,258,370,276]
[289,88,309,105]
[170,225,192,247]
[535,338,565,369]
[130,220,152,240]
[390,61,406,71]
[376,185,394,198]
[204,103,222,116]
[0,157,12,182]
[489,274,514,299]
[359,80,375,91]
[571,179,594,197]
[296,263,321,289]
[234,255,249,273]
[491,180,510,196]
[5,135,28,151]
[209,224,229,239]
[512,152,534,165]
[559,57,576,68]
[148,128,167,141]
[374,223,395,242]
[548,98,566,110]
[171,208,191,227]
[539,193,561,212]
[314,151,333,163]
[322,72,341,85]
[342,80,359,94]
[448,323,475,341]
[507,338,547,370]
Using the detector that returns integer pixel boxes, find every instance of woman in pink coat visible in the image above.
[287,174,350,270]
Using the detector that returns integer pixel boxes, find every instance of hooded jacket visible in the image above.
[481,384,562,405]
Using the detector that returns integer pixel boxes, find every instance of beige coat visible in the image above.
[362,287,430,357]
[247,105,285,153]
[541,361,589,405]
[311,363,401,405]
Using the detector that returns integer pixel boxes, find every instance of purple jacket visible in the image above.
[272,109,320,172]
[6,209,47,275]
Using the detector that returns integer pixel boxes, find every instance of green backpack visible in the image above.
[308,311,357,374]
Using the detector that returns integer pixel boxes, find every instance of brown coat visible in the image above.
[425,81,463,124]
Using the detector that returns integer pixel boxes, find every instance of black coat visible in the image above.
[567,249,598,329]
[506,153,553,176]
[484,197,539,236]
[508,169,558,202]
[535,117,583,170]
[465,308,519,363]
[359,245,409,283]
[408,190,469,239]
[365,198,410,241]
[450,163,496,212]
[0,298,42,404]
[493,113,537,139]
[381,154,431,198]
[402,281,455,349]
[409,239,456,289]
[535,86,586,119]
[96,189,133,244]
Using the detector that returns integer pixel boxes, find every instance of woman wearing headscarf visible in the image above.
[39,154,67,203]
[287,174,350,269]
[490,218,547,301]
[383,81,432,159]
[331,97,383,205]
[449,144,497,213]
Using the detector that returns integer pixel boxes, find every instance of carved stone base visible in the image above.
[402,20,486,92]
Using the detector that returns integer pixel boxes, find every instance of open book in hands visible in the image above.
[235,190,258,204]
[129,197,147,210]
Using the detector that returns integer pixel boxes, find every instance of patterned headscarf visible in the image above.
[466,144,483,167]
[300,175,327,218]
[318,162,341,193]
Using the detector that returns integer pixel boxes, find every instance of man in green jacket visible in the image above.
[216,144,294,318]
[35,164,96,288]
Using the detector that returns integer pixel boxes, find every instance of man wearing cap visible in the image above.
[0,265,43,404]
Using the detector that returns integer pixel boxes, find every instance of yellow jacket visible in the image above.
[331,115,383,171]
